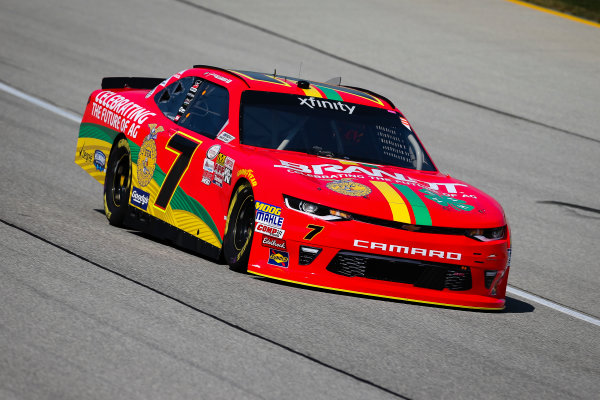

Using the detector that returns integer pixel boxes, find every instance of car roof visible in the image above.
[188,65,396,109]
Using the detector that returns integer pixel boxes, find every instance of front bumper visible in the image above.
[248,214,510,310]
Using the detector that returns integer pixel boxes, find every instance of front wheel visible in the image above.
[103,138,132,226]
[223,182,255,272]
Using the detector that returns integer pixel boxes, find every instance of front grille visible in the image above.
[326,251,471,291]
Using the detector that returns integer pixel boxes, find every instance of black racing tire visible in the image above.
[223,182,255,272]
[103,137,132,227]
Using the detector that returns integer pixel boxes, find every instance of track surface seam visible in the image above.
[0,218,411,400]
[175,0,599,145]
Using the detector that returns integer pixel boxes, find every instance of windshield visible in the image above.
[240,91,436,171]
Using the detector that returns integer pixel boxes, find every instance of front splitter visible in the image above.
[248,264,505,310]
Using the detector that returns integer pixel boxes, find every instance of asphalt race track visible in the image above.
[1,0,598,399]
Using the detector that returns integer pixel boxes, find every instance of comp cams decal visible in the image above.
[256,224,285,239]
[255,200,285,239]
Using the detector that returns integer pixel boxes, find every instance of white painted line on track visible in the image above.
[1,81,598,327]
[0,81,81,123]
[507,287,599,326]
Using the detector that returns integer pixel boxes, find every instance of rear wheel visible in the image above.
[103,138,131,226]
[223,182,255,272]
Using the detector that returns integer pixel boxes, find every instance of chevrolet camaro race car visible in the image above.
[75,65,511,310]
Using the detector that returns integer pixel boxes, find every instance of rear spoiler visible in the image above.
[101,77,164,90]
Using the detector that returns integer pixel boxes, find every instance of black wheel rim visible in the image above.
[111,154,129,207]
[233,195,254,250]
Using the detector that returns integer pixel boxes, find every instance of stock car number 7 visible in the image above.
[154,132,202,210]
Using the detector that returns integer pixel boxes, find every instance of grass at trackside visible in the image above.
[521,0,600,23]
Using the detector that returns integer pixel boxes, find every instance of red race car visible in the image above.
[75,65,510,310]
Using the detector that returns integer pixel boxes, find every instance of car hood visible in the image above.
[250,149,506,229]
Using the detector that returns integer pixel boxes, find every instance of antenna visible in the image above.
[274,67,277,77]
[298,62,303,78]
[325,76,342,86]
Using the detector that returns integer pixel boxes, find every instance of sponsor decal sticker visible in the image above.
[326,179,371,197]
[206,144,221,160]
[275,160,467,194]
[78,143,94,165]
[212,153,233,187]
[203,158,215,173]
[177,81,201,120]
[217,156,235,185]
[137,132,158,187]
[237,169,257,187]
[223,166,233,185]
[190,80,201,93]
[131,187,150,211]
[268,248,289,268]
[204,71,232,84]
[224,156,235,170]
[419,189,474,211]
[400,117,412,131]
[298,97,356,114]
[91,91,157,138]
[216,131,235,143]
[255,200,284,229]
[202,158,214,185]
[256,223,285,239]
[261,235,287,250]
[147,123,163,138]
[93,150,106,172]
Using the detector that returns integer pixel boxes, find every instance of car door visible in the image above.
[132,76,231,251]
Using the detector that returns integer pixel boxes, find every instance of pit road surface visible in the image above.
[1,0,598,399]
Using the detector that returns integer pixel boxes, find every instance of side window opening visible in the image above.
[154,77,195,120]
[158,90,170,103]
[177,81,229,139]
[173,81,184,95]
